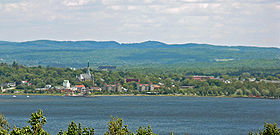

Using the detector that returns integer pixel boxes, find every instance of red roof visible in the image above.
[75,85,85,88]
[139,84,151,86]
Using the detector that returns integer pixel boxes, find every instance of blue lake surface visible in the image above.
[0,95,279,135]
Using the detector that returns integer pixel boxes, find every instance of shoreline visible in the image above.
[0,93,63,96]
[0,93,278,99]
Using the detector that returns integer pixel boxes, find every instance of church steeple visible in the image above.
[87,60,90,75]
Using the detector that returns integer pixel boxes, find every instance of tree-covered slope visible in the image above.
[0,40,279,68]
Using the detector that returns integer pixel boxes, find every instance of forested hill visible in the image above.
[0,40,279,68]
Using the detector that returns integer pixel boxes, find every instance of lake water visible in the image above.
[0,95,279,135]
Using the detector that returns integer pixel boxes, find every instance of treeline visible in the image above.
[0,110,158,135]
[0,62,80,89]
[1,63,280,98]
[0,110,279,135]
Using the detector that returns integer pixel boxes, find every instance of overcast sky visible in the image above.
[0,0,279,47]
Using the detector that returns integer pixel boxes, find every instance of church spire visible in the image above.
[87,60,90,75]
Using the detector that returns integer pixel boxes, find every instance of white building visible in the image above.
[45,85,52,89]
[63,80,71,89]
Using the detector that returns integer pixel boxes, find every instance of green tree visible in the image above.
[0,113,10,135]
[104,116,133,135]
[10,109,49,135]
[249,123,280,135]
[135,126,157,135]
[27,109,49,135]
[58,121,94,135]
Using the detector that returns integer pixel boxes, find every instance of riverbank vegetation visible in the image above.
[0,110,279,135]
[1,63,280,98]
[0,110,158,135]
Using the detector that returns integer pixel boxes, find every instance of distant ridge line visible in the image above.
[0,40,278,49]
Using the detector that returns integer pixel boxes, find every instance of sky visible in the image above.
[0,0,279,47]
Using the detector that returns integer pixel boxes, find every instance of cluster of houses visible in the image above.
[1,80,31,93]
[3,81,31,88]
[1,63,280,94]
[179,75,279,89]
[36,79,159,94]
[185,76,215,80]
[34,63,160,94]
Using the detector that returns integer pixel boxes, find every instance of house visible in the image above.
[91,87,102,91]
[21,81,31,86]
[180,86,195,89]
[21,81,28,84]
[97,66,116,71]
[36,88,48,91]
[248,78,256,82]
[54,86,64,90]
[75,85,86,91]
[153,85,161,90]
[0,85,3,92]
[60,89,73,93]
[77,62,94,82]
[185,76,214,81]
[103,83,122,92]
[137,83,154,91]
[45,85,52,89]
[261,80,280,84]
[223,80,232,84]
[122,88,128,92]
[63,80,71,89]
[125,79,140,83]
[6,82,16,87]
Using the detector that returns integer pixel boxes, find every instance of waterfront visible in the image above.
[0,95,279,135]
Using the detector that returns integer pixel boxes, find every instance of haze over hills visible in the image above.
[0,40,279,68]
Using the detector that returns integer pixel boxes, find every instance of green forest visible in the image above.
[1,63,280,98]
[0,40,280,68]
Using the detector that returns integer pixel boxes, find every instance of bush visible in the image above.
[249,123,280,135]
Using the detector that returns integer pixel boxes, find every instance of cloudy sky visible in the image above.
[0,0,279,47]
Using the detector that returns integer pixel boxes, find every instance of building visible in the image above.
[137,83,154,91]
[97,66,116,71]
[45,85,52,89]
[180,86,195,89]
[75,85,86,91]
[0,84,3,92]
[6,82,16,87]
[261,80,280,84]
[248,78,256,82]
[223,80,232,84]
[103,83,122,92]
[185,76,214,81]
[153,85,161,90]
[91,87,102,91]
[63,80,71,89]
[77,62,94,82]
[21,81,28,84]
[125,79,140,83]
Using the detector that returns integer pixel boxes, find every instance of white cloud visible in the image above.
[109,5,122,10]
[62,0,93,6]
[0,0,279,47]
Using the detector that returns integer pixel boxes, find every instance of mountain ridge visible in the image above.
[2,40,278,49]
[0,40,279,68]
